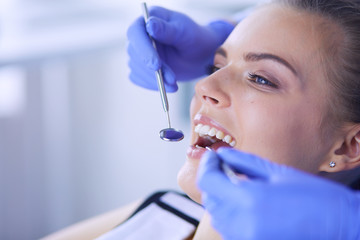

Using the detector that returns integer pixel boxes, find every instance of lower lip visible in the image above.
[186,146,207,160]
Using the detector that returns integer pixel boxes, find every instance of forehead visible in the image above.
[224,4,325,77]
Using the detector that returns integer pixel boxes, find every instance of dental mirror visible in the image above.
[141,2,184,142]
[159,128,184,142]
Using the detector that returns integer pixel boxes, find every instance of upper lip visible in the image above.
[192,114,236,147]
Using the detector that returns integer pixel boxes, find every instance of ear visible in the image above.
[319,126,360,173]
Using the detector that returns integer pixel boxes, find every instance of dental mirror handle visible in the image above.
[141,2,171,128]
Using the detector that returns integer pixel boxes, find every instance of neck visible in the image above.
[193,212,222,240]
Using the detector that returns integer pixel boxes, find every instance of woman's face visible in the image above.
[178,5,339,203]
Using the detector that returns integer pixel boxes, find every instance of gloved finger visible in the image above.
[161,64,178,91]
[146,16,186,46]
[128,62,178,92]
[217,148,276,180]
[127,45,157,84]
[147,6,198,47]
[128,43,177,86]
[197,151,250,199]
[206,20,235,43]
[128,72,158,91]
[127,45,178,91]
[127,16,161,71]
[148,6,173,20]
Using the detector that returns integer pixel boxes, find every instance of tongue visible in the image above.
[210,141,232,151]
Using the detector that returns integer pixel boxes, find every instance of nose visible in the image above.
[194,72,231,108]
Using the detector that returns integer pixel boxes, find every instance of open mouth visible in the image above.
[193,123,236,150]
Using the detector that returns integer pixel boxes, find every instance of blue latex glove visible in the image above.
[127,6,234,92]
[197,148,360,240]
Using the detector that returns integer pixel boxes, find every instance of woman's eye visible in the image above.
[208,65,221,75]
[247,73,278,88]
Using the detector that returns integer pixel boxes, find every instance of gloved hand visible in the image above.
[127,6,234,92]
[197,148,360,240]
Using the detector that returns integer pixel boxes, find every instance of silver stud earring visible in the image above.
[329,161,336,168]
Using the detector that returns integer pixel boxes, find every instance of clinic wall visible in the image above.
[0,0,256,239]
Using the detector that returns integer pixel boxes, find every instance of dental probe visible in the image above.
[141,2,184,142]
[205,147,241,185]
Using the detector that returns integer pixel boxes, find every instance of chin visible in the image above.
[177,159,203,204]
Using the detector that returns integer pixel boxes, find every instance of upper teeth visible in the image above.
[194,124,236,147]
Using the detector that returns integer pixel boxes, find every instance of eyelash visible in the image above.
[208,65,278,89]
[247,72,278,88]
[208,65,220,75]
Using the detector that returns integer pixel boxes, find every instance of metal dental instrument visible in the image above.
[141,2,184,142]
[206,147,241,185]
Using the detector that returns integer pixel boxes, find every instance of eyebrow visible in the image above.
[244,52,298,76]
[215,48,227,58]
[215,47,298,76]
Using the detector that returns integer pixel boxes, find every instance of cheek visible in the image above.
[190,95,201,118]
[233,101,326,172]
[189,95,201,138]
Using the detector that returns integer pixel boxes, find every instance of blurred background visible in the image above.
[0,0,257,239]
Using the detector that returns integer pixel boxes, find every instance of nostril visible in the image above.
[203,96,219,105]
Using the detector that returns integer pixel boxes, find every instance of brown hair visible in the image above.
[274,0,360,189]
[275,0,360,123]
